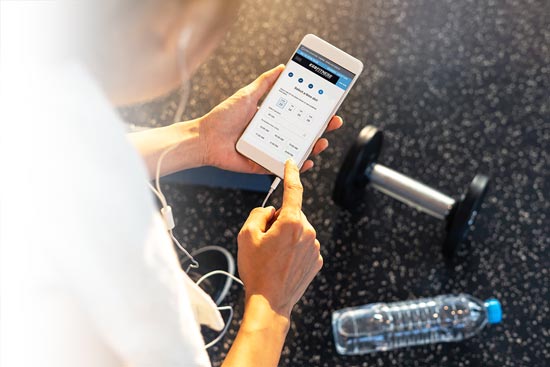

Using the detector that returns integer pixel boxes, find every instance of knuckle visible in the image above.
[287,221,304,236]
[303,227,317,242]
[279,216,304,238]
[259,72,269,83]
[234,87,247,97]
[314,239,321,250]
[285,181,303,192]
[237,229,247,242]
[280,212,300,226]
[237,226,252,241]
[317,255,324,270]
[240,85,256,100]
[260,69,272,81]
[232,87,250,101]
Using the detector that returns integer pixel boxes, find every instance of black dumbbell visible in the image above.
[333,125,490,258]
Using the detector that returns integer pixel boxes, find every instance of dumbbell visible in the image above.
[333,125,490,258]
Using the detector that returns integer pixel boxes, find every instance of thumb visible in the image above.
[243,206,276,233]
[246,65,285,101]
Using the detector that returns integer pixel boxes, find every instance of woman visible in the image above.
[0,0,343,366]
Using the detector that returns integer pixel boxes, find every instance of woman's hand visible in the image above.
[222,159,322,367]
[236,160,323,317]
[199,65,344,174]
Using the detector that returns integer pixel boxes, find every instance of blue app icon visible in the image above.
[308,83,313,89]
[318,89,324,95]
[288,72,294,77]
[298,78,303,83]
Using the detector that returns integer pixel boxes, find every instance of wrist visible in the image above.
[194,113,214,167]
[242,294,291,336]
[222,294,290,367]
[172,118,206,168]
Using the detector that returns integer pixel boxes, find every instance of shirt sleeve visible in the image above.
[24,65,214,367]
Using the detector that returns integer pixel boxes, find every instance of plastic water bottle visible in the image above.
[332,294,502,355]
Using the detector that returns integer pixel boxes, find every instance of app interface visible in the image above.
[241,45,355,164]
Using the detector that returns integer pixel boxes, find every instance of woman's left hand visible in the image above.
[198,65,344,174]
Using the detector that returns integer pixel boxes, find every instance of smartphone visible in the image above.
[236,34,363,178]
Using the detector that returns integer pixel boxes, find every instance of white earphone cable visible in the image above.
[196,270,244,287]
[148,33,245,346]
[204,306,234,349]
[261,177,281,207]
[148,143,246,350]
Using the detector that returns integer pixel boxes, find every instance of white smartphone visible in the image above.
[236,34,363,178]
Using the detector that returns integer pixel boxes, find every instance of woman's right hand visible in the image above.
[237,159,323,319]
[223,159,321,367]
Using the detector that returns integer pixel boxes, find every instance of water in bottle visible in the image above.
[332,293,502,355]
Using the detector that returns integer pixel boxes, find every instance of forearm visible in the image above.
[128,118,204,179]
[223,295,290,367]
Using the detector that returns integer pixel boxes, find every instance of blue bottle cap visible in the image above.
[484,298,502,324]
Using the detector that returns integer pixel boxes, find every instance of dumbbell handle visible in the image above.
[367,164,456,220]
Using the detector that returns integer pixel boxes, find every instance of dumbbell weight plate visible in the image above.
[333,126,384,209]
[444,174,490,258]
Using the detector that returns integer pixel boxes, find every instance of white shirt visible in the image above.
[0,64,223,367]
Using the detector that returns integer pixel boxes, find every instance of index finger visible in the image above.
[281,159,303,214]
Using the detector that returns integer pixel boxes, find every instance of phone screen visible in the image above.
[239,44,356,165]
